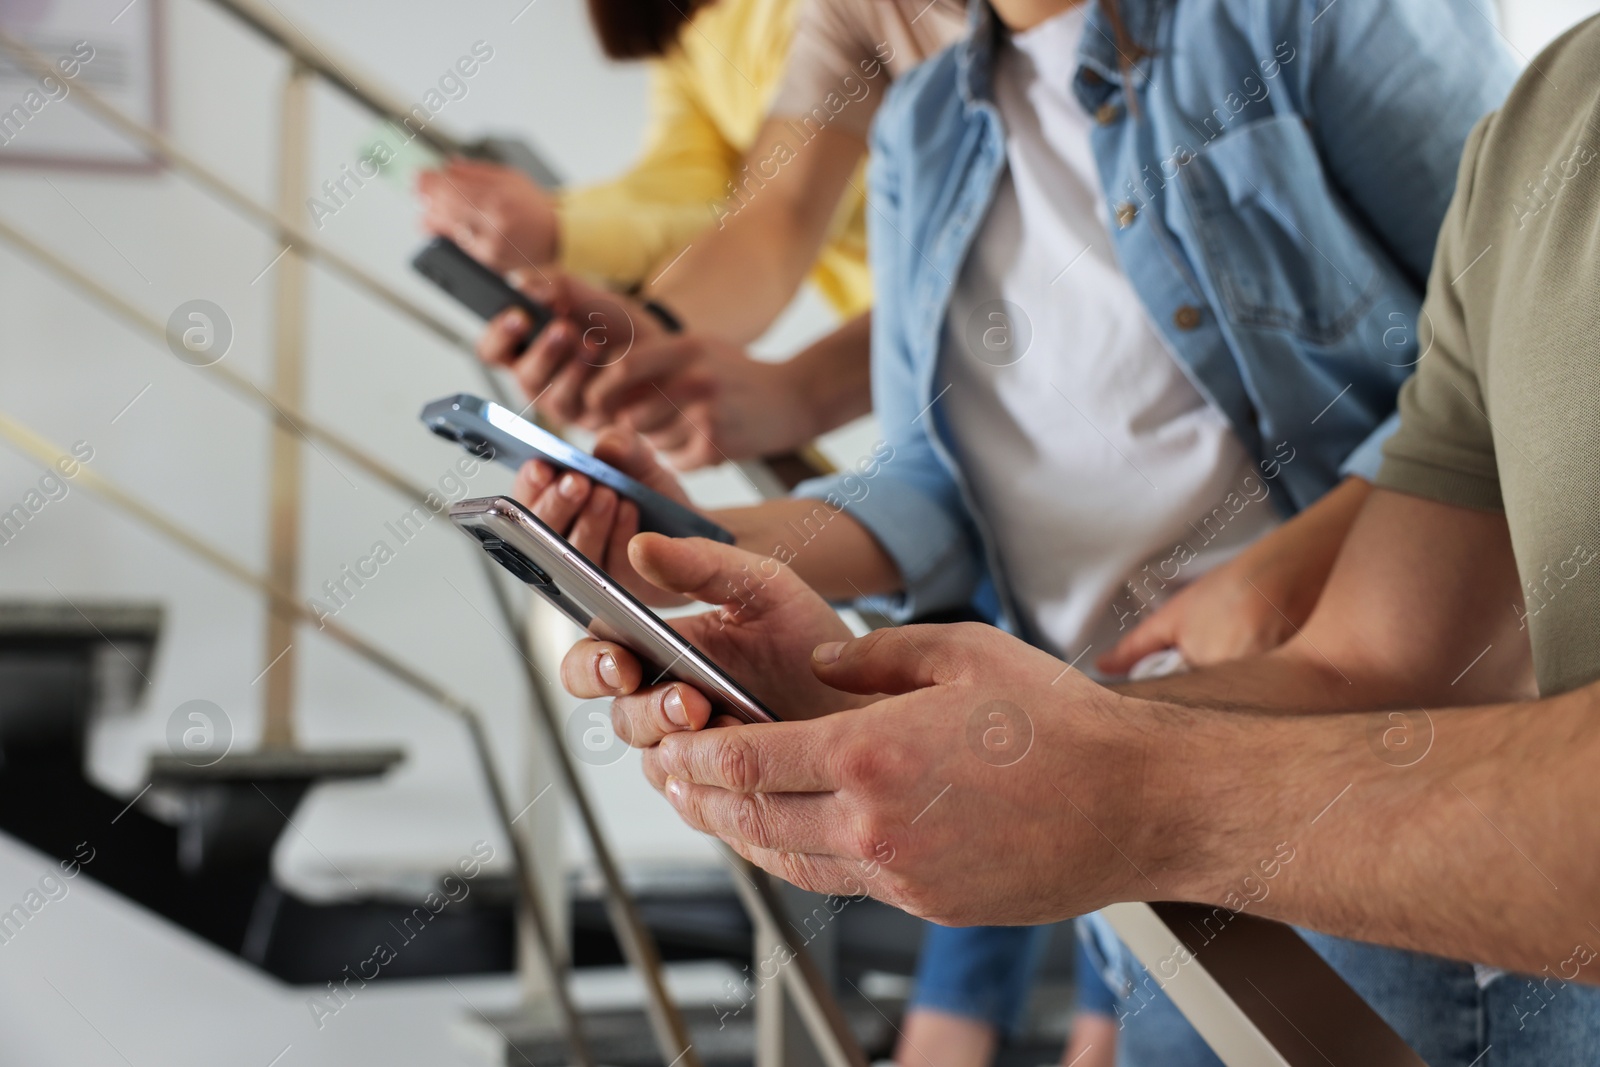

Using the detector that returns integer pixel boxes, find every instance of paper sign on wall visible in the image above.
[0,0,163,170]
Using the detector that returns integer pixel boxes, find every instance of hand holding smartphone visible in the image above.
[451,496,778,725]
[452,496,870,743]
[412,236,554,350]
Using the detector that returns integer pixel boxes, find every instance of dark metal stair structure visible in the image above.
[0,600,518,982]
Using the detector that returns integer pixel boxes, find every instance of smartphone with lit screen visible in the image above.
[422,393,734,544]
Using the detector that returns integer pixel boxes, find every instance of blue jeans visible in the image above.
[908,924,1053,1038]
[1302,931,1600,1067]
[1072,912,1600,1066]
[905,923,1122,1038]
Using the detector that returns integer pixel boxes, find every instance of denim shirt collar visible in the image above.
[954,0,1164,114]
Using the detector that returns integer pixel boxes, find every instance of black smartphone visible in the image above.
[451,496,777,724]
[421,393,735,544]
[411,237,554,348]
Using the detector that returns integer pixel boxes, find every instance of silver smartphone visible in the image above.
[422,393,734,543]
[450,495,777,725]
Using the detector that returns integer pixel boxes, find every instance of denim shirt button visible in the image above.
[1114,201,1139,228]
[1095,102,1121,125]
[1173,304,1204,331]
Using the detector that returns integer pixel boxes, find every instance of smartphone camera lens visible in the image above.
[478,536,554,587]
[428,422,464,443]
[459,432,497,461]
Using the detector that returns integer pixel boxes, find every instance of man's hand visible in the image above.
[649,623,1183,925]
[579,335,822,469]
[481,276,825,469]
[477,272,668,428]
[561,534,865,748]
[509,428,704,607]
[417,159,559,273]
[1096,549,1305,675]
[1098,477,1372,676]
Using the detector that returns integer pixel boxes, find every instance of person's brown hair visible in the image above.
[585,0,716,60]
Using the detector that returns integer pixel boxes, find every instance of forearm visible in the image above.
[646,208,814,343]
[1100,475,1376,678]
[776,312,873,440]
[1143,684,1600,978]
[716,497,901,602]
[646,124,866,343]
[1257,475,1372,624]
[1121,487,1534,711]
[1118,625,1529,714]
[1115,643,1394,712]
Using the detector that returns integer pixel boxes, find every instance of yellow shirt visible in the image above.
[555,0,874,318]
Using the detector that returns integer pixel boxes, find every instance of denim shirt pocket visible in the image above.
[1176,114,1386,346]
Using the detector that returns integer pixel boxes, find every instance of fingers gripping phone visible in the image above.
[451,496,777,725]
[421,393,734,543]
[411,236,554,349]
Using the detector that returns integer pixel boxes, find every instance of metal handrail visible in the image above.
[204,0,471,159]
[0,30,482,361]
[0,214,701,1066]
[723,848,867,1067]
[0,414,596,1067]
[0,22,632,1067]
[0,216,469,515]
[1,12,866,1065]
[1,204,870,1067]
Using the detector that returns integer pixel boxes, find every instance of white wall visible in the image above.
[1502,0,1600,54]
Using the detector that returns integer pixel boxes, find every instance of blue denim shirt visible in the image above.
[800,0,1515,629]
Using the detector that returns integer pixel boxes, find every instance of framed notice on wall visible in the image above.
[0,0,164,170]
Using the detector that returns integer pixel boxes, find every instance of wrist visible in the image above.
[545,217,562,265]
[783,328,873,442]
[771,356,827,444]
[511,214,557,267]
[640,297,685,335]
[1119,697,1247,905]
[1138,705,1381,914]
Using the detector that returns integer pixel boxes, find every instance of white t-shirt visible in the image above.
[940,7,1279,666]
